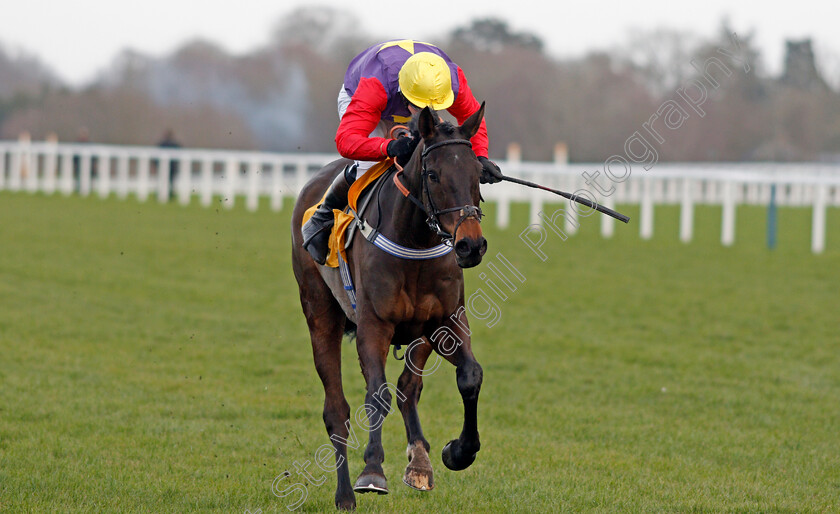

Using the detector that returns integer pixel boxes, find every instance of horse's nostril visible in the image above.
[455,240,471,257]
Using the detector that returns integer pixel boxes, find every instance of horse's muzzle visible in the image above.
[454,235,487,268]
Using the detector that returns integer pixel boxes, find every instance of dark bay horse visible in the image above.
[291,105,487,510]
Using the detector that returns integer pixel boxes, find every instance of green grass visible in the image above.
[1,191,839,513]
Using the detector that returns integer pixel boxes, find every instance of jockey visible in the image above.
[302,39,504,265]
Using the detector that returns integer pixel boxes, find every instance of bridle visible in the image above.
[393,138,483,246]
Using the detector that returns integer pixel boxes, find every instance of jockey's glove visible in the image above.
[478,156,504,184]
[386,136,418,167]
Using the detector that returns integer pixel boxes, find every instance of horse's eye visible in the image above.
[427,170,440,183]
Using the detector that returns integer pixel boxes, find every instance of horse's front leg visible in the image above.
[430,315,483,471]
[353,317,396,494]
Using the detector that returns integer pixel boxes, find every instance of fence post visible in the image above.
[137,155,150,202]
[640,177,654,239]
[98,152,111,198]
[553,142,578,233]
[271,161,284,211]
[495,187,511,229]
[0,146,6,190]
[59,150,72,195]
[295,160,307,196]
[529,188,543,227]
[680,178,694,243]
[790,183,804,206]
[564,175,579,235]
[22,133,38,193]
[246,158,260,211]
[9,133,26,191]
[721,180,736,246]
[116,152,129,199]
[157,153,171,203]
[758,183,770,204]
[223,157,237,209]
[79,150,92,196]
[177,154,191,206]
[652,176,665,204]
[747,182,760,204]
[613,177,626,205]
[200,156,213,207]
[601,194,615,238]
[668,177,681,203]
[767,184,777,250]
[44,134,58,194]
[702,179,714,204]
[812,184,827,254]
[97,151,111,198]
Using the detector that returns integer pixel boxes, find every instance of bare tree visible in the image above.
[614,28,703,98]
[271,6,368,64]
[0,43,61,98]
[450,18,544,54]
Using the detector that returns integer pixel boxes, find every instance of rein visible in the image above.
[393,138,483,245]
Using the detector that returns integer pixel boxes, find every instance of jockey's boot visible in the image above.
[301,165,356,265]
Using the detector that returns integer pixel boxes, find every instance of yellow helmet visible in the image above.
[398,52,455,110]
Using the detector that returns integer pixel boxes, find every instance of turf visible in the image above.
[0,191,838,513]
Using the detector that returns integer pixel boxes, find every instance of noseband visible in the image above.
[393,138,483,245]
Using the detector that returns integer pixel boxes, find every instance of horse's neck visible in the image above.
[377,167,440,249]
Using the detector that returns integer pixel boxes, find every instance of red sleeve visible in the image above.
[335,77,392,161]
[447,67,489,158]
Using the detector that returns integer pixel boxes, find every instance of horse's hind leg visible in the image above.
[397,338,435,491]
[300,285,356,510]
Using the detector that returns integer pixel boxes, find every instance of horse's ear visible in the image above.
[460,101,485,140]
[418,106,437,140]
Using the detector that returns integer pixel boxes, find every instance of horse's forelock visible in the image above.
[407,108,457,139]
[438,121,457,137]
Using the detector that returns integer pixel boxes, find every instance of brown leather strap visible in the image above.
[393,169,411,197]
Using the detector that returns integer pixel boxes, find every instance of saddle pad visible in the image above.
[302,158,394,267]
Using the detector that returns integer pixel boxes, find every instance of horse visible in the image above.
[291,104,488,510]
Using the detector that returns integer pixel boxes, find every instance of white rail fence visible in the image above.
[1,140,838,253]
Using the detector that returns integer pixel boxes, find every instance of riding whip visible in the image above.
[497,174,630,223]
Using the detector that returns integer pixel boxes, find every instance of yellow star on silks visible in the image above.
[378,39,434,55]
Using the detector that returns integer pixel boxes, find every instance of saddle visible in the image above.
[301,159,395,268]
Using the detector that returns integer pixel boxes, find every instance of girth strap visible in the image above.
[357,221,452,260]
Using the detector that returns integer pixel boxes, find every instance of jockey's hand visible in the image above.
[478,156,504,184]
[387,135,418,167]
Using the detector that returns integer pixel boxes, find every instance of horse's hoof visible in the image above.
[353,472,389,494]
[403,443,434,491]
[403,467,434,491]
[441,439,477,471]
[335,495,357,511]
